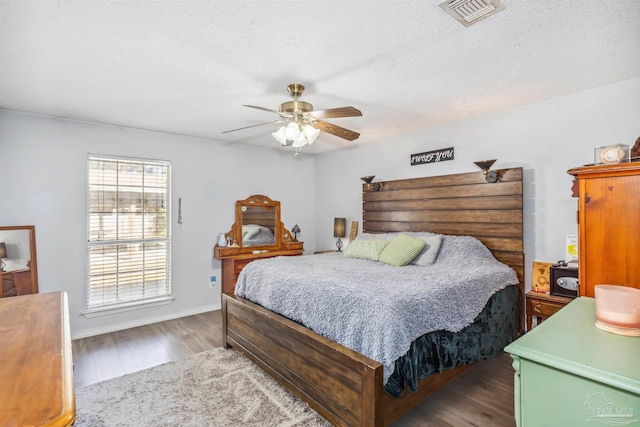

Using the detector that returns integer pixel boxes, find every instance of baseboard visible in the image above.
[71,303,219,340]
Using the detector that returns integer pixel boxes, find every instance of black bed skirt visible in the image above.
[384,285,519,397]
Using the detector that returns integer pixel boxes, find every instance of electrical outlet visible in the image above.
[210,275,217,289]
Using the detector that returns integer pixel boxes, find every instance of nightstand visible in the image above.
[314,250,338,254]
[525,291,573,331]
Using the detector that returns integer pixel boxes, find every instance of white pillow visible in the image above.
[410,235,443,266]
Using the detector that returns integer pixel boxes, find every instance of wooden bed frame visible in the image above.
[222,167,524,426]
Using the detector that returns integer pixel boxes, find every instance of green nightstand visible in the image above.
[505,297,640,427]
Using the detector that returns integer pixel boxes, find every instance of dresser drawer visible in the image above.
[233,259,254,275]
[525,291,573,331]
[219,250,304,294]
[530,298,565,317]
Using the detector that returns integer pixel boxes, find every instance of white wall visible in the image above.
[1,78,638,338]
[0,110,316,337]
[315,78,640,291]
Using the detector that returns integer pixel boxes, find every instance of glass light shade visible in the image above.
[292,133,308,148]
[272,126,289,146]
[301,124,320,145]
[284,122,301,140]
[273,122,319,154]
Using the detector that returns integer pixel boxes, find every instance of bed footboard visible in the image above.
[223,293,384,426]
[222,293,471,427]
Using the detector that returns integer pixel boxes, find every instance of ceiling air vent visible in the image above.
[439,0,505,27]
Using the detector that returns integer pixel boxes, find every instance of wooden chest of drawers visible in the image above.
[220,249,303,294]
[525,291,573,331]
[0,292,75,426]
[506,298,640,427]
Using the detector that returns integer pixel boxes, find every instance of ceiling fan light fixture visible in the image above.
[273,122,320,151]
[284,122,300,140]
[292,134,307,149]
[228,83,362,154]
[301,124,320,145]
[272,126,288,146]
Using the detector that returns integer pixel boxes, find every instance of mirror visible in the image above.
[240,205,277,247]
[214,194,303,259]
[234,195,280,249]
[0,225,39,298]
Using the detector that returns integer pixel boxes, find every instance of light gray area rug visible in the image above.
[75,347,331,426]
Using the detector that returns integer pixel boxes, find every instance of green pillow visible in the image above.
[378,234,427,266]
[343,240,390,261]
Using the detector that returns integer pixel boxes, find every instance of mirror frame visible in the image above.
[230,194,281,253]
[0,225,39,297]
[214,194,301,259]
[232,194,282,251]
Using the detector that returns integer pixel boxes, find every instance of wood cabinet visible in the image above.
[568,163,640,297]
[218,249,303,294]
[0,292,75,426]
[525,291,572,331]
[506,298,640,427]
[214,194,304,294]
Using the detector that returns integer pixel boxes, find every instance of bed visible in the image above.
[222,167,524,426]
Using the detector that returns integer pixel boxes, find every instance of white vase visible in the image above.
[217,233,227,247]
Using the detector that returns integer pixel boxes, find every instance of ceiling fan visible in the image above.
[223,83,362,154]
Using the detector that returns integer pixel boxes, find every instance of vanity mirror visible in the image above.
[0,225,39,298]
[213,195,303,293]
[237,195,279,248]
[215,194,303,256]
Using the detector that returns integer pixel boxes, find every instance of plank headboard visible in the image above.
[362,167,525,328]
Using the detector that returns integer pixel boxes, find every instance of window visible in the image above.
[87,155,171,311]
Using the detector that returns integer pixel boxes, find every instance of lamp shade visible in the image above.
[333,218,346,238]
[0,243,6,259]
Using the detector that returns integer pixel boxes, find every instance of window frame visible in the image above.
[84,154,172,315]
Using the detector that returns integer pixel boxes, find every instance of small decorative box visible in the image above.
[594,144,630,165]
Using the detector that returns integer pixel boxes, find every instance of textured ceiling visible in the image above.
[1,1,639,154]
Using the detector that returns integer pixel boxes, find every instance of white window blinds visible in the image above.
[87,155,171,310]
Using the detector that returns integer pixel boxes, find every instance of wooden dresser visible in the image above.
[0,292,75,426]
[568,163,640,297]
[214,194,304,294]
[505,298,640,427]
[216,248,303,293]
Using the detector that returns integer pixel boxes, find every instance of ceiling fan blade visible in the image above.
[308,106,362,119]
[315,120,360,141]
[243,105,281,114]
[243,105,294,119]
[222,119,287,134]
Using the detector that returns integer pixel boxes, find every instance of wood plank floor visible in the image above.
[72,310,516,427]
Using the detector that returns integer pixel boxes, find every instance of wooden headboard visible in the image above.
[362,168,524,326]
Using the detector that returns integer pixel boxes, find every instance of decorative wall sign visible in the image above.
[410,147,454,166]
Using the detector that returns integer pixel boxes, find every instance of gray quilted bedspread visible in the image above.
[234,234,518,384]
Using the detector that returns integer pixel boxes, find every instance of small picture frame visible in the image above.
[565,234,578,263]
[532,261,553,293]
[349,221,358,242]
[594,144,630,165]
